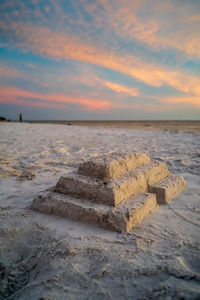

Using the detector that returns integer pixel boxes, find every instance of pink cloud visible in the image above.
[0,88,66,109]
[0,87,112,111]
[0,86,190,113]
[0,95,66,109]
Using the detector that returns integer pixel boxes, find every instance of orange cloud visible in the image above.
[1,0,200,62]
[162,96,200,108]
[103,81,139,97]
[2,21,199,97]
[97,0,200,59]
[0,62,141,99]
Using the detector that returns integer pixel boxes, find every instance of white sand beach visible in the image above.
[0,122,200,299]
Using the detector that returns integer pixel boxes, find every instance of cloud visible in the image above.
[102,81,139,97]
[0,62,139,99]
[162,95,200,108]
[1,21,200,97]
[1,0,200,63]
[0,62,53,88]
[0,0,199,118]
[0,64,20,78]
[0,86,112,111]
[1,85,194,115]
[3,97,66,109]
[0,87,66,109]
[96,0,200,59]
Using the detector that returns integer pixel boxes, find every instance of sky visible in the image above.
[0,0,200,120]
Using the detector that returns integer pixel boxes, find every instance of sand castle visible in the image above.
[31,152,186,232]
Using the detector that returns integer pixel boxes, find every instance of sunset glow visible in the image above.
[0,0,200,120]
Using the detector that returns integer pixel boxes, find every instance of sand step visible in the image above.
[78,152,151,179]
[55,160,169,206]
[149,175,187,204]
[30,190,158,232]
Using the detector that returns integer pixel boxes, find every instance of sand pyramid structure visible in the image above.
[31,152,187,232]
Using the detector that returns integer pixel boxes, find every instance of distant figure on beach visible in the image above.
[19,113,23,122]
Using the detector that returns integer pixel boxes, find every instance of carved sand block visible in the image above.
[78,152,151,179]
[31,190,157,232]
[108,193,157,232]
[55,161,169,206]
[149,175,187,204]
[30,151,187,232]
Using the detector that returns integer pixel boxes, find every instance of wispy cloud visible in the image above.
[0,0,199,119]
[87,0,200,59]
[162,95,200,108]
[1,21,200,97]
[1,58,199,111]
[0,86,112,111]
[102,81,139,97]
[0,64,20,78]
[0,62,140,99]
[1,85,195,114]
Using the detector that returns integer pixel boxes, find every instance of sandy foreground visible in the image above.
[0,122,200,299]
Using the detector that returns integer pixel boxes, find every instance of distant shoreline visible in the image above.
[17,120,200,133]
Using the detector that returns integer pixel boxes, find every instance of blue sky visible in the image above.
[0,0,200,120]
